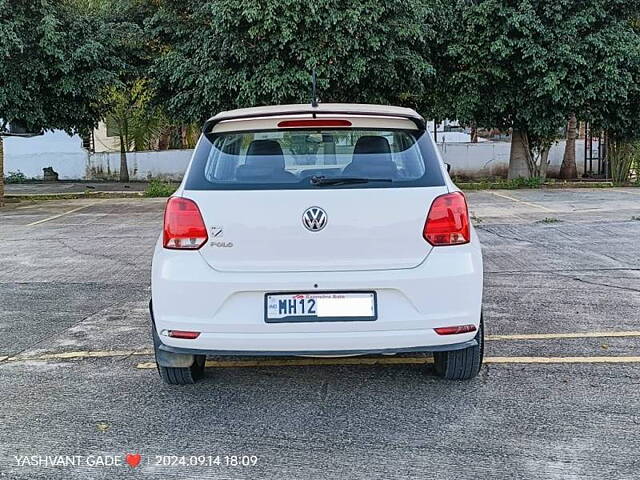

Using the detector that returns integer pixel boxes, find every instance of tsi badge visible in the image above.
[210,226,233,248]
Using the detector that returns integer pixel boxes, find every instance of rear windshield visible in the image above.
[185,128,445,190]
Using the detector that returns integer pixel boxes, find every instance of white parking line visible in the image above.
[490,191,556,212]
[26,203,98,226]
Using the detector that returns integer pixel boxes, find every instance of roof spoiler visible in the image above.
[202,106,426,133]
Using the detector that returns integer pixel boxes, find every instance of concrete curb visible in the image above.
[5,191,146,201]
[460,181,616,190]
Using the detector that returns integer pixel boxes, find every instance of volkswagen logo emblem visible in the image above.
[302,207,327,232]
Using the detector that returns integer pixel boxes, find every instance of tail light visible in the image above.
[423,192,470,246]
[163,197,208,249]
[434,324,477,335]
[167,330,200,339]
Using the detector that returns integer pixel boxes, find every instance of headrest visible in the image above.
[352,136,392,164]
[245,140,285,169]
[353,136,391,155]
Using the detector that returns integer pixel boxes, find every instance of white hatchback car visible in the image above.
[151,103,483,384]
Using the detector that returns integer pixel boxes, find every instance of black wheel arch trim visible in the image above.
[150,299,197,368]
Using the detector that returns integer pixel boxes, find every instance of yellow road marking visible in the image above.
[489,191,555,212]
[135,355,640,370]
[136,357,435,369]
[3,331,640,365]
[26,203,97,226]
[5,349,153,362]
[485,356,640,364]
[486,331,640,341]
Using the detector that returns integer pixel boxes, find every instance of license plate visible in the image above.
[265,292,377,323]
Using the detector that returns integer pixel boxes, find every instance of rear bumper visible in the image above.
[151,235,483,355]
[156,338,478,357]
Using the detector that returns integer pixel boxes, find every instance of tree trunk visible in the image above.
[119,134,129,182]
[470,121,478,143]
[508,129,531,179]
[538,146,551,180]
[0,136,4,207]
[559,113,578,179]
[180,125,189,149]
[158,130,169,150]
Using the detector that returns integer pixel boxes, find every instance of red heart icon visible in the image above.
[125,454,141,468]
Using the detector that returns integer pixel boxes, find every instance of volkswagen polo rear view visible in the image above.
[150,103,483,384]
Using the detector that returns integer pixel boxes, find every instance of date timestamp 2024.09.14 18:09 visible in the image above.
[154,455,259,467]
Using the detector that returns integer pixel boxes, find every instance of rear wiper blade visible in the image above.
[310,175,392,186]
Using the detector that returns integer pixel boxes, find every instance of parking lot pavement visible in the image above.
[4,181,149,195]
[0,188,639,479]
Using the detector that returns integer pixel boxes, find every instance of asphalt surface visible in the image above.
[1,188,639,479]
[4,182,149,194]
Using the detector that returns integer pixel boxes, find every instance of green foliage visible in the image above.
[4,170,27,183]
[144,179,177,197]
[148,0,441,123]
[458,177,545,190]
[609,140,640,183]
[538,217,560,224]
[2,0,640,188]
[0,0,144,134]
[511,177,544,189]
[448,1,640,142]
[104,79,166,151]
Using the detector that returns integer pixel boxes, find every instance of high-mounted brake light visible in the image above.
[434,325,477,335]
[277,119,352,128]
[163,197,208,249]
[423,192,470,246]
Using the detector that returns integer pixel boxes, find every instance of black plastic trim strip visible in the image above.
[157,339,478,357]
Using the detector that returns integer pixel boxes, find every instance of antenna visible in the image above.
[310,70,319,108]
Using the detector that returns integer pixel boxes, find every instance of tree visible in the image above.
[448,0,640,179]
[147,0,442,124]
[559,113,577,179]
[103,79,165,181]
[0,0,142,204]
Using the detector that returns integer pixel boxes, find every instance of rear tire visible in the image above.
[151,320,206,385]
[433,318,484,380]
[157,356,206,385]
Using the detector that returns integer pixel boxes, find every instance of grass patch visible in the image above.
[538,217,560,224]
[459,178,614,190]
[460,177,543,190]
[144,179,177,197]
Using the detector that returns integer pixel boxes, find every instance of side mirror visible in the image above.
[445,163,451,174]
